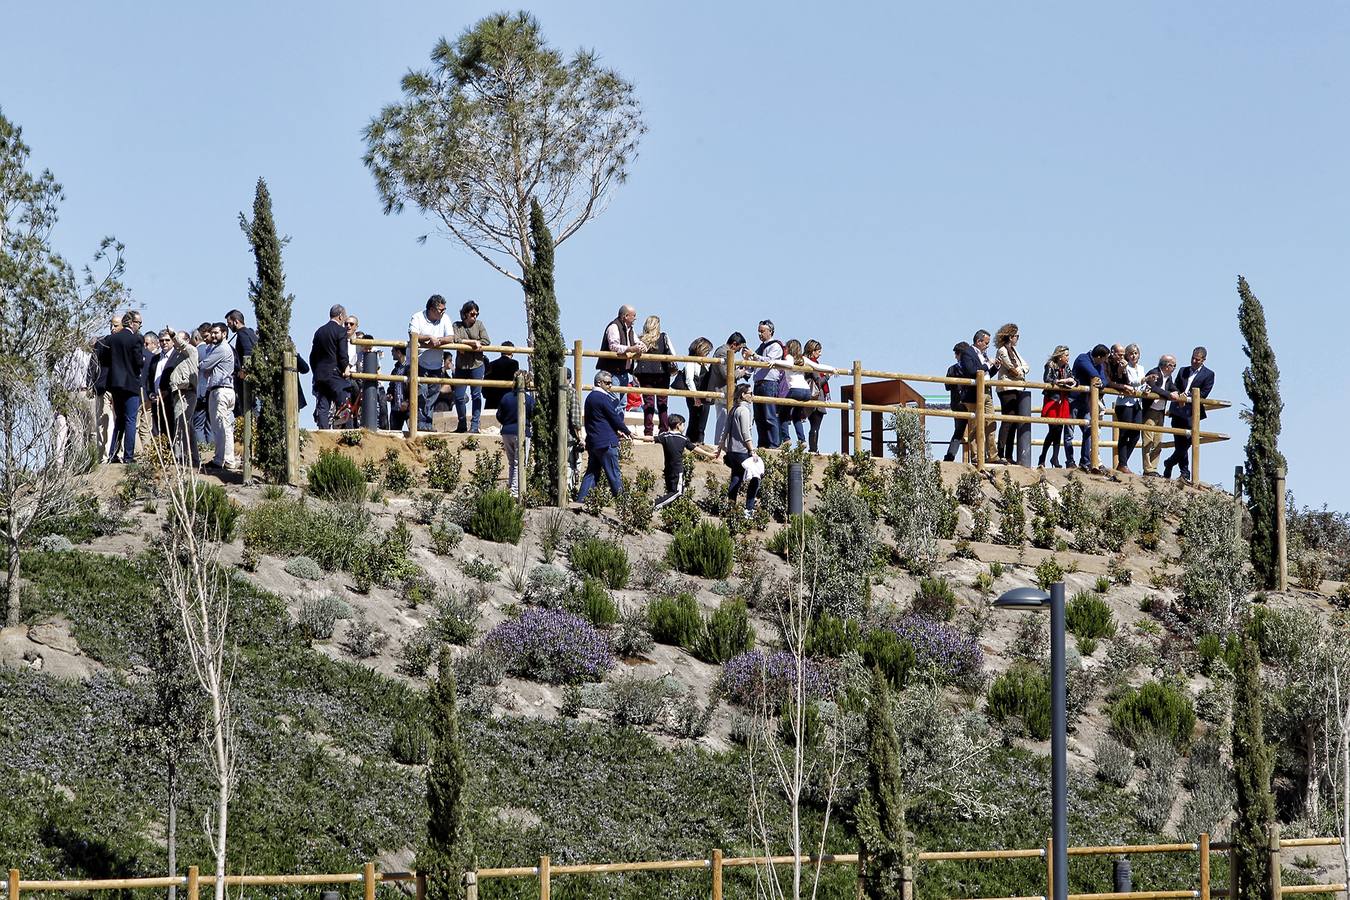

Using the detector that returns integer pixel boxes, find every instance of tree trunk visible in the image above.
[167,762,178,900]
[1307,725,1321,823]
[6,536,20,627]
[211,685,229,900]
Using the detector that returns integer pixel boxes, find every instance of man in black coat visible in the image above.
[105,311,146,463]
[309,303,350,429]
[1164,347,1216,482]
[956,329,1000,463]
[1140,354,1178,477]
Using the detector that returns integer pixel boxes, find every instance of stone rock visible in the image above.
[28,616,81,655]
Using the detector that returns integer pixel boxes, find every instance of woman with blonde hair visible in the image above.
[633,314,675,436]
[994,323,1032,465]
[1038,345,1076,468]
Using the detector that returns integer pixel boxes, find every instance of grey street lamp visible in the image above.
[995,582,1067,900]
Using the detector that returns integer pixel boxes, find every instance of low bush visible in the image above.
[860,628,915,687]
[349,519,421,589]
[765,514,819,560]
[307,449,368,503]
[569,536,630,589]
[524,564,573,608]
[482,608,614,684]
[467,489,523,544]
[659,493,702,534]
[461,556,500,583]
[1065,592,1116,647]
[668,521,734,578]
[36,534,75,553]
[429,592,479,645]
[987,663,1050,740]
[1109,680,1196,750]
[424,437,462,492]
[296,593,350,640]
[185,481,242,541]
[343,610,390,659]
[693,598,754,664]
[1034,556,1064,591]
[612,605,655,658]
[805,613,860,658]
[911,576,958,621]
[720,650,835,709]
[241,496,369,572]
[880,614,983,684]
[647,593,703,648]
[285,556,323,581]
[1094,736,1134,787]
[390,720,431,765]
[429,520,464,555]
[574,577,619,628]
[379,448,414,493]
[608,676,672,728]
[396,627,438,676]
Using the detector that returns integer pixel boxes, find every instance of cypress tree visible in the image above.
[1230,632,1274,900]
[1238,276,1286,588]
[240,179,294,483]
[855,667,909,899]
[420,649,472,899]
[524,198,565,502]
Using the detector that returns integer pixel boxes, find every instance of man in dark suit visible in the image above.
[956,329,999,463]
[1140,354,1178,477]
[105,311,146,463]
[1070,344,1110,472]
[1163,346,1215,482]
[226,309,258,414]
[309,303,350,429]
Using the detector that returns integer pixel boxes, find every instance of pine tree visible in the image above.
[1231,632,1274,900]
[1237,276,1286,589]
[420,648,472,900]
[856,667,909,899]
[525,198,565,503]
[240,179,294,483]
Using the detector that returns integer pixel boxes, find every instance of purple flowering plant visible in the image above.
[879,614,983,684]
[482,607,614,684]
[720,649,836,709]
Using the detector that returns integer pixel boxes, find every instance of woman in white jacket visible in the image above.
[994,323,1032,466]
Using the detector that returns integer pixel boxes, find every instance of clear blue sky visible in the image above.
[4,2,1345,509]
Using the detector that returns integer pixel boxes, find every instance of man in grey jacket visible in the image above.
[164,331,200,466]
[707,331,747,447]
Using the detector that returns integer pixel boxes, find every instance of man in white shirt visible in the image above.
[410,294,455,431]
[199,323,239,471]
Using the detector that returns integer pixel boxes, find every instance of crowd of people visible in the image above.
[942,325,1215,480]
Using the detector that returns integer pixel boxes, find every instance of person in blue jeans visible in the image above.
[577,371,632,502]
[748,319,785,448]
[1070,343,1110,472]
[451,300,490,432]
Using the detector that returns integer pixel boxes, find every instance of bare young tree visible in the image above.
[152,438,237,900]
[363,12,645,339]
[1321,637,1350,882]
[1,109,125,627]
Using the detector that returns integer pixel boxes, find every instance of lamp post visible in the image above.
[995,582,1067,900]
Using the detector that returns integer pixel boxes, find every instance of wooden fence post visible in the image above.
[363,861,376,900]
[8,868,17,900]
[1089,384,1101,472]
[462,871,476,900]
[573,340,584,396]
[515,372,528,506]
[539,855,551,900]
[1268,822,1281,900]
[416,871,427,900]
[1190,387,1202,483]
[852,360,863,453]
[902,864,914,900]
[1199,832,1210,900]
[283,349,299,486]
[556,364,569,507]
[711,848,722,900]
[1109,405,1118,471]
[974,369,986,469]
[407,331,420,440]
[1275,465,1288,591]
[187,866,199,900]
[1045,837,1054,900]
[240,379,252,484]
[1228,846,1238,900]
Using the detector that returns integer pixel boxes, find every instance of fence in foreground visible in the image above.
[9,828,1341,900]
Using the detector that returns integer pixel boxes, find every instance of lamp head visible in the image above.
[994,586,1052,609]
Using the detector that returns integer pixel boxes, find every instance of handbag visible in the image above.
[671,367,689,392]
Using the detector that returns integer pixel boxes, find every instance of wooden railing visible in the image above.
[9,829,1340,900]
[336,334,1230,483]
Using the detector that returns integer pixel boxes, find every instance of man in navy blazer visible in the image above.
[1070,344,1110,472]
[576,370,632,503]
[105,311,146,463]
[956,329,1000,463]
[1163,347,1215,481]
[309,303,351,429]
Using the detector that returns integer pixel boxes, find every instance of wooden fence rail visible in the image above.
[10,832,1342,900]
[332,334,1230,484]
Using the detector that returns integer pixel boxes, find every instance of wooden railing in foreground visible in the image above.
[344,333,1230,482]
[9,829,1342,900]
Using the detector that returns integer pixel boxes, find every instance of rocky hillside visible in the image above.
[2,429,1345,900]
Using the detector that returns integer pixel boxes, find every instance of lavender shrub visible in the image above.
[880,614,984,685]
[482,608,614,684]
[720,649,836,709]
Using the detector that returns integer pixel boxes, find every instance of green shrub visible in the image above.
[569,536,630,589]
[574,577,619,628]
[343,610,390,659]
[1094,575,1110,593]
[295,592,350,640]
[805,613,860,658]
[467,489,523,544]
[1065,592,1115,644]
[614,473,655,532]
[1034,556,1064,591]
[955,471,983,506]
[987,663,1050,740]
[390,720,431,764]
[185,481,242,541]
[429,520,464,555]
[647,593,703,648]
[285,555,323,580]
[860,628,915,688]
[525,564,573,608]
[429,591,479,645]
[659,493,702,534]
[467,449,504,495]
[998,474,1026,546]
[1094,736,1134,787]
[397,627,438,676]
[349,519,421,588]
[912,576,957,621]
[460,556,500,583]
[307,448,368,502]
[380,448,414,492]
[612,605,655,657]
[765,514,819,560]
[424,438,462,491]
[241,496,370,572]
[667,522,734,579]
[581,482,612,515]
[1110,680,1196,750]
[694,598,754,664]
